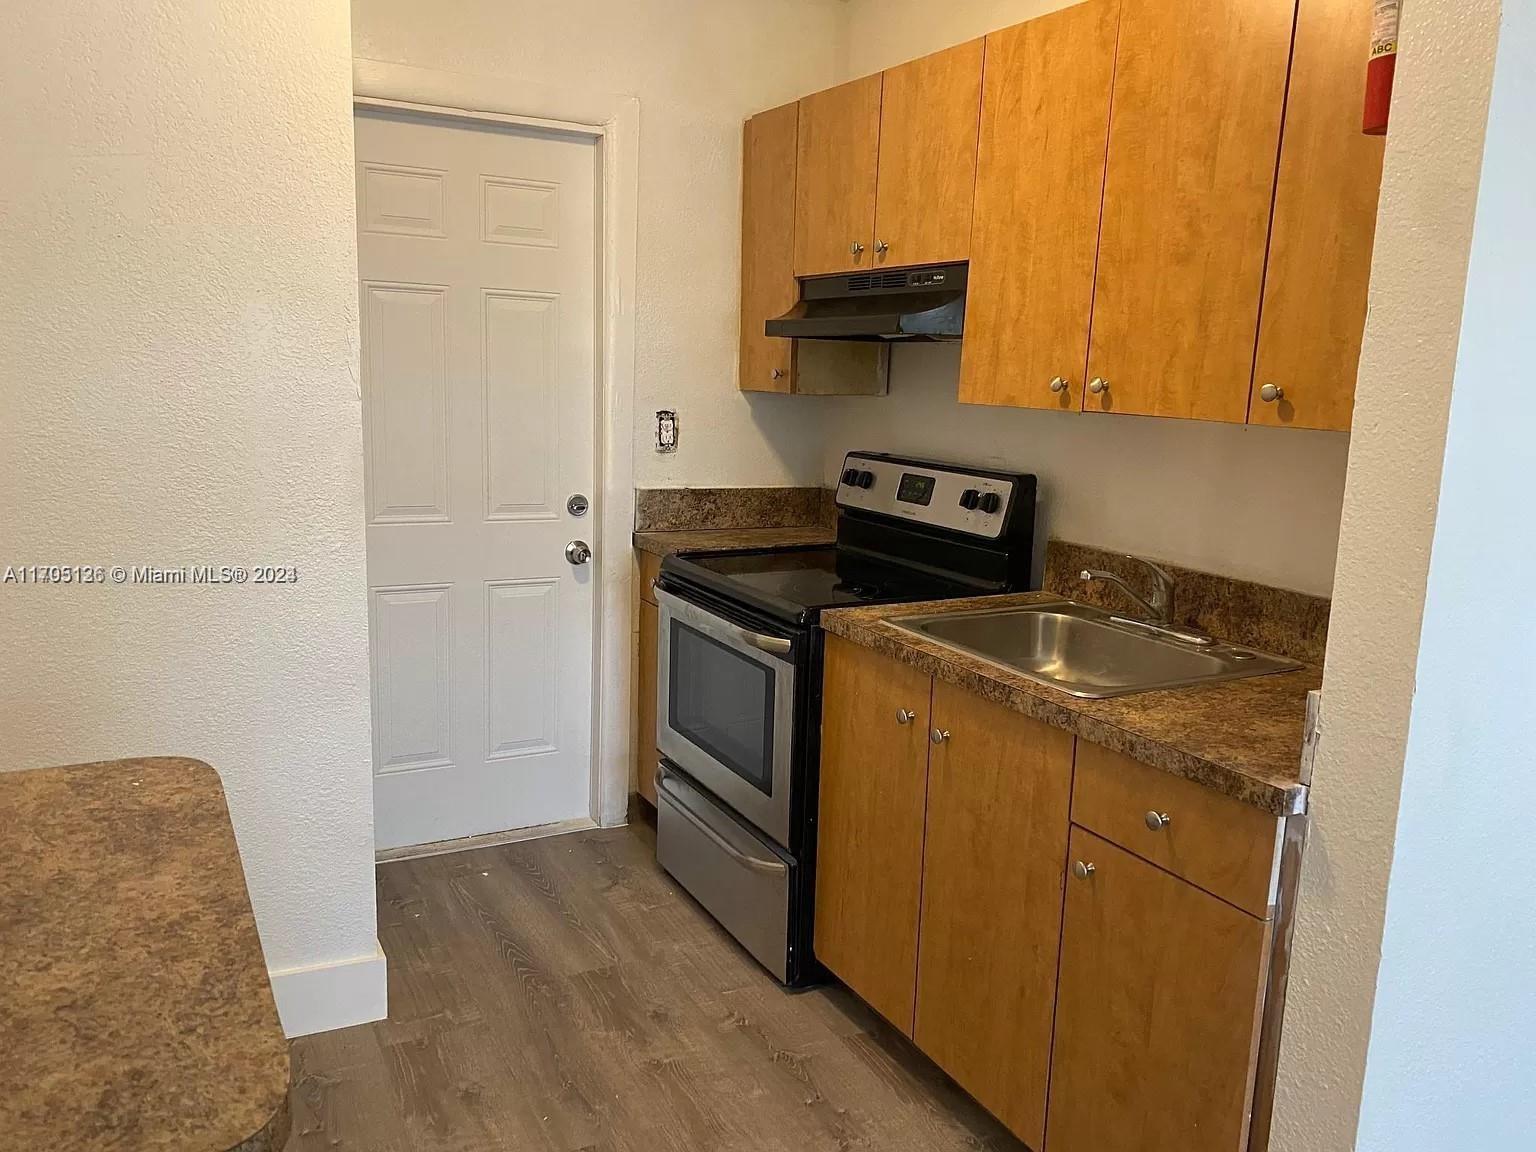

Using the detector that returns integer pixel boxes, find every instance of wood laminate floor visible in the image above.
[288,820,1023,1152]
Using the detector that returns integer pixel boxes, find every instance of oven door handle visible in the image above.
[657,770,788,877]
[654,587,793,657]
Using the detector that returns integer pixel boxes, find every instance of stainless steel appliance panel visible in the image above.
[656,766,792,982]
[655,587,796,846]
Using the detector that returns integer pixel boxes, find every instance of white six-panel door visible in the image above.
[354,109,599,850]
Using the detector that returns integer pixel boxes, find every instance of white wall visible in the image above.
[351,0,848,489]
[841,0,1078,74]
[821,348,1350,595]
[1352,1,1534,1144]
[0,0,383,1035]
[1270,0,1503,1147]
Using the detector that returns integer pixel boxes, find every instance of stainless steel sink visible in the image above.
[888,600,1301,699]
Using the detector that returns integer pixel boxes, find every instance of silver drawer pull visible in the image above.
[1073,860,1096,880]
[929,728,950,745]
[1144,810,1172,832]
[896,708,916,725]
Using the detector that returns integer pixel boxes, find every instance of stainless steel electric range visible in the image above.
[652,452,1038,984]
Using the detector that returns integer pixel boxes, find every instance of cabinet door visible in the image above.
[793,75,883,277]
[872,40,984,269]
[635,598,659,806]
[914,682,1074,1149]
[739,102,800,394]
[958,1,1120,410]
[1047,829,1271,1152]
[1086,0,1297,422]
[815,635,932,1033]
[1250,0,1385,430]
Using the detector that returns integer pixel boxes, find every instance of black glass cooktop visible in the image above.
[661,546,982,625]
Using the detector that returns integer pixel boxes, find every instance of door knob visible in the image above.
[565,540,592,566]
[1088,378,1109,395]
[771,368,786,380]
[1049,376,1069,394]
[896,708,916,725]
[1144,810,1172,831]
[929,728,950,745]
[1072,860,1096,880]
[850,241,866,256]
[1260,383,1284,403]
[875,239,890,255]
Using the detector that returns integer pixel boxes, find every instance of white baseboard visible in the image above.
[269,940,388,1038]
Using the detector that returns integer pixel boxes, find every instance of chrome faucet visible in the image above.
[1080,556,1212,645]
[1081,556,1174,625]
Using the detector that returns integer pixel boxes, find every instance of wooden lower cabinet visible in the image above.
[1046,828,1272,1152]
[914,680,1074,1148]
[634,551,662,806]
[814,636,933,1033]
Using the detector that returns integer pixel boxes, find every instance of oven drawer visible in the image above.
[656,764,792,982]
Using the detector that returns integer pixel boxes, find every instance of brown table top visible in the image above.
[0,758,290,1151]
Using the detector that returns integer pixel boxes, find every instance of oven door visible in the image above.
[655,586,798,847]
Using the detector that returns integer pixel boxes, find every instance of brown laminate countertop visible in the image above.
[822,594,1316,816]
[0,758,291,1152]
[633,525,837,557]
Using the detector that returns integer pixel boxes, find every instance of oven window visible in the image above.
[669,621,776,795]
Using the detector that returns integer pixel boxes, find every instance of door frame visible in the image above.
[354,58,640,832]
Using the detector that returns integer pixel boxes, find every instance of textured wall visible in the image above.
[351,0,847,489]
[1270,1,1503,1148]
[1353,1,1533,1144]
[0,0,378,989]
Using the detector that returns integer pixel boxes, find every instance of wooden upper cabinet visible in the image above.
[814,636,932,1034]
[872,40,984,269]
[1086,0,1298,422]
[739,102,800,394]
[1046,829,1271,1152]
[794,75,883,277]
[959,1,1121,410]
[1251,0,1386,431]
[913,682,1074,1149]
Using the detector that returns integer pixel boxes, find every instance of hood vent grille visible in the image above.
[847,271,916,292]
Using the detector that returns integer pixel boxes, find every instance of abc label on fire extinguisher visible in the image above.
[1364,0,1400,136]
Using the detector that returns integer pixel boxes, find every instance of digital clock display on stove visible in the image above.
[896,472,936,506]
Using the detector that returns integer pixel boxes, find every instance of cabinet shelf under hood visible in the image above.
[765,262,968,342]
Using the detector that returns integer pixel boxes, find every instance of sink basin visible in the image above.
[888,600,1302,699]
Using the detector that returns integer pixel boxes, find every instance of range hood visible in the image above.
[765,262,967,342]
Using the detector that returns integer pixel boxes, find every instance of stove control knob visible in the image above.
[841,467,860,487]
[856,470,875,490]
[978,492,1003,514]
[958,488,981,511]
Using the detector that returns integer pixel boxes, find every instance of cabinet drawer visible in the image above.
[1071,742,1282,917]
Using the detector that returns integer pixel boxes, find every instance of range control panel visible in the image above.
[834,452,1024,540]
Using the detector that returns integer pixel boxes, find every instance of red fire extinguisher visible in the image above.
[1364,0,1400,135]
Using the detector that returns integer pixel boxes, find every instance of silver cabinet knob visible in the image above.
[850,241,866,256]
[771,368,785,380]
[896,708,916,726]
[1088,378,1109,395]
[1260,382,1284,403]
[929,728,950,745]
[1072,860,1096,880]
[1144,810,1172,832]
[564,540,592,566]
[875,239,890,255]
[1049,376,1069,394]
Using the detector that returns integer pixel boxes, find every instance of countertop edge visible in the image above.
[823,612,1310,818]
